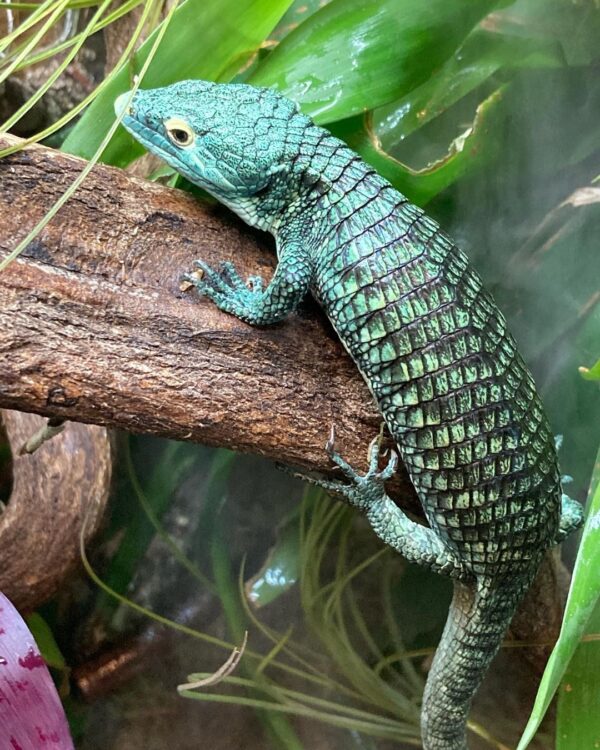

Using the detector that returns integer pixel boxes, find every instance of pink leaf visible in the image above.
[0,593,74,749]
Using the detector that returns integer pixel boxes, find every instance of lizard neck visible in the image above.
[258,124,401,241]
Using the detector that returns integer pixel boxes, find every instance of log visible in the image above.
[0,135,416,505]
[0,410,111,610]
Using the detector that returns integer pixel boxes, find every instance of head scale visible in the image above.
[115,80,307,226]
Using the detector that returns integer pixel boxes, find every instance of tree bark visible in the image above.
[0,135,416,505]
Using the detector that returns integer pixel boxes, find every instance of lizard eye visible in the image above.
[164,117,195,148]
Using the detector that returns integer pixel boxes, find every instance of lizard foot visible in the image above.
[552,434,583,542]
[557,493,584,542]
[183,260,266,319]
[277,426,397,511]
[323,425,398,511]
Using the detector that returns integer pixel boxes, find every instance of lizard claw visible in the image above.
[189,260,231,295]
[367,423,386,472]
[322,425,397,510]
[187,259,266,311]
[325,424,336,456]
[326,425,356,480]
[219,261,251,292]
[380,449,398,480]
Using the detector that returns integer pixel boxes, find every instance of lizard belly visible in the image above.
[313,213,561,579]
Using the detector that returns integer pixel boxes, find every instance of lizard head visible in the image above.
[115,80,306,227]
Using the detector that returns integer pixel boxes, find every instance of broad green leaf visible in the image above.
[250,0,507,124]
[555,596,600,749]
[516,447,600,750]
[580,359,600,382]
[375,28,563,146]
[331,87,505,205]
[270,0,329,42]
[62,0,292,166]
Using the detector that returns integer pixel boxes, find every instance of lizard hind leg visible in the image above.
[553,434,585,542]
[316,426,467,580]
[557,493,584,542]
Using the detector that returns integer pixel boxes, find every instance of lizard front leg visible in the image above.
[184,241,312,325]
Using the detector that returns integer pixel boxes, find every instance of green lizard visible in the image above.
[114,81,583,750]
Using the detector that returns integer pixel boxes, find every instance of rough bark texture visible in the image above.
[0,135,415,504]
[0,409,111,610]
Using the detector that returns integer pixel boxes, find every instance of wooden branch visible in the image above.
[0,135,416,505]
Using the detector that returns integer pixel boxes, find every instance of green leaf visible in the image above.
[62,0,292,166]
[375,28,563,146]
[269,0,327,43]
[24,612,66,671]
[516,447,600,750]
[580,359,600,382]
[331,87,505,205]
[555,595,600,749]
[250,0,507,124]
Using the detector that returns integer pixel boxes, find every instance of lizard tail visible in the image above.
[421,576,531,750]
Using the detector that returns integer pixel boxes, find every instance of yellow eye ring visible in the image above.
[164,117,195,148]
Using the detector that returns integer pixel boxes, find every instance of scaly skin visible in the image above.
[115,81,583,749]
